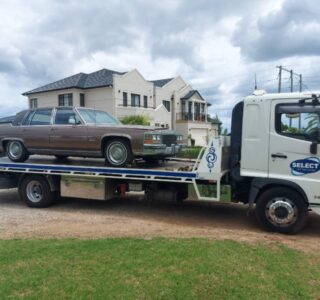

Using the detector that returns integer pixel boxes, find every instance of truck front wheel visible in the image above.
[19,175,55,208]
[255,187,308,234]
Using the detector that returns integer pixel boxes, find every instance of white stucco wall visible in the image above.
[27,88,82,108]
[114,70,154,109]
[84,87,114,115]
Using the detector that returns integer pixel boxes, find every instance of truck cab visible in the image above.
[231,91,320,233]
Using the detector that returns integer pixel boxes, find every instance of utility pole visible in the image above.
[276,66,302,93]
[277,66,282,93]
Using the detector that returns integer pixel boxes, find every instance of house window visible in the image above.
[58,93,73,107]
[123,92,128,107]
[30,98,38,109]
[80,94,85,107]
[163,100,171,112]
[144,95,148,108]
[131,94,140,107]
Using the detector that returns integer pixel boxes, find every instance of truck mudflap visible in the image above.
[0,174,17,189]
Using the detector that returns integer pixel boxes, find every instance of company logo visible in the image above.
[206,142,217,173]
[290,157,320,176]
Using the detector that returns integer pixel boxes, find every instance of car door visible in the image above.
[269,98,320,204]
[21,108,53,149]
[49,107,88,152]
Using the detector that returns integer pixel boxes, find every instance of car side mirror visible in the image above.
[310,141,318,155]
[68,117,76,125]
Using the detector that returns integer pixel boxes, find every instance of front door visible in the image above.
[50,108,88,153]
[269,98,320,204]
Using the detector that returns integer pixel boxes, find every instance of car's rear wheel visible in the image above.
[105,139,133,167]
[6,141,29,162]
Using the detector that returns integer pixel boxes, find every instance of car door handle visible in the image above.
[51,128,58,131]
[271,153,287,159]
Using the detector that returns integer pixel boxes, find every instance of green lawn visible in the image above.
[0,238,319,299]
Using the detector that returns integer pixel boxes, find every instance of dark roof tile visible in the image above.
[150,78,174,87]
[23,68,126,95]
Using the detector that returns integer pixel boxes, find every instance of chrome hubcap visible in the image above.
[9,141,22,159]
[26,181,43,203]
[107,142,127,165]
[266,197,297,227]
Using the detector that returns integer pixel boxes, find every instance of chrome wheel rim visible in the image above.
[8,141,22,159]
[107,142,127,165]
[266,197,298,227]
[26,181,43,203]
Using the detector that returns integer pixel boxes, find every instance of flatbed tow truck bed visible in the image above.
[0,156,197,182]
[0,137,229,211]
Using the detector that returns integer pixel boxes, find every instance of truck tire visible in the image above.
[105,139,133,167]
[6,141,29,162]
[19,175,55,208]
[255,187,308,234]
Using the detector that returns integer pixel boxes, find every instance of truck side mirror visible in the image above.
[310,141,318,155]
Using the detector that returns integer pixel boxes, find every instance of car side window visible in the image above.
[276,104,320,142]
[22,111,35,125]
[55,108,82,125]
[30,109,52,126]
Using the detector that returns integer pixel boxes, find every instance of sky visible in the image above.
[1,0,320,128]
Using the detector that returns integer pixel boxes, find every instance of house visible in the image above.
[23,68,217,146]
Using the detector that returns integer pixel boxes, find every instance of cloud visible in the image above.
[2,0,320,131]
[233,0,320,61]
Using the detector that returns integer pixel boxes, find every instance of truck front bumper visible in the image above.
[143,144,186,156]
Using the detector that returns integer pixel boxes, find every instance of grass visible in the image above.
[0,238,319,299]
[177,146,203,159]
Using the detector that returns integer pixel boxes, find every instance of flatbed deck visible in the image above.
[0,156,198,182]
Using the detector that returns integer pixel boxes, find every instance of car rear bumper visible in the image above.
[143,144,186,156]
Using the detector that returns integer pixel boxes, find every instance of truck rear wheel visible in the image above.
[19,175,54,208]
[255,187,308,234]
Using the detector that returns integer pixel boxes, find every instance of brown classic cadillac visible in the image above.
[0,107,184,167]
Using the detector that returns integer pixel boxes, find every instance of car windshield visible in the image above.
[78,109,121,125]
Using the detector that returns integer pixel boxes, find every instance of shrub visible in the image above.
[121,115,150,126]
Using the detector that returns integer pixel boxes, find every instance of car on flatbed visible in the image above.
[0,107,185,166]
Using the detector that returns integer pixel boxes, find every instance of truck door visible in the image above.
[269,98,320,203]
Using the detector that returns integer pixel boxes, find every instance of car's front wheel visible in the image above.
[104,139,133,167]
[6,141,29,162]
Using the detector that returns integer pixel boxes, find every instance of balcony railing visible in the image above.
[176,113,206,122]
[118,104,156,109]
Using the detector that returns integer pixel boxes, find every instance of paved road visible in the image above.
[0,189,320,251]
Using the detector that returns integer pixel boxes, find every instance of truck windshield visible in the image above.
[78,109,121,125]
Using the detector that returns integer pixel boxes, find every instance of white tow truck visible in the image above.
[0,91,319,234]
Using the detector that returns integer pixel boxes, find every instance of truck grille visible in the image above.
[162,135,177,146]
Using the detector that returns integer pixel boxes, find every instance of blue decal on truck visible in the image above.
[206,142,217,173]
[290,157,320,176]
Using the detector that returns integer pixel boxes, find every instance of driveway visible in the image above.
[0,189,320,252]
